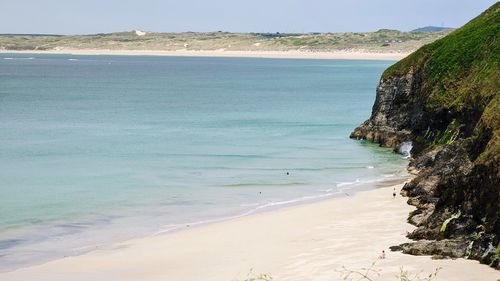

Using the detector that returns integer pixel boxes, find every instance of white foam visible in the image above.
[152,191,345,237]
[3,57,35,60]
[336,178,360,187]
[153,224,182,235]
[399,141,413,158]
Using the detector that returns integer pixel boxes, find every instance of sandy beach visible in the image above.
[0,183,497,281]
[0,49,409,60]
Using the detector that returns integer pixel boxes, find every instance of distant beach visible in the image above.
[1,182,498,281]
[0,49,409,60]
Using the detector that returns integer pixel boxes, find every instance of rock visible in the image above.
[349,3,500,269]
[397,239,469,258]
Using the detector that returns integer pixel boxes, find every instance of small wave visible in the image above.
[223,182,306,188]
[336,179,360,187]
[155,153,272,159]
[251,192,340,210]
[199,166,362,172]
[3,57,35,60]
[336,175,408,188]
[153,191,343,236]
[366,165,374,169]
[68,58,80,61]
[239,202,260,207]
[153,224,181,235]
[73,244,101,252]
[54,222,91,229]
[0,239,24,250]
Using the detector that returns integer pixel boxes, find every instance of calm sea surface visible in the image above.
[0,54,407,271]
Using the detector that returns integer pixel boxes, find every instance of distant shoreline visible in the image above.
[0,49,409,60]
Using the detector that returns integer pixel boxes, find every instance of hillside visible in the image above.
[351,2,499,268]
[411,26,452,32]
[0,29,451,53]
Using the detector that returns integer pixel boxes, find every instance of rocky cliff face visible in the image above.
[350,69,422,151]
[351,3,499,269]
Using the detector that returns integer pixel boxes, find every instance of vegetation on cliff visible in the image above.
[351,2,499,268]
[382,2,499,166]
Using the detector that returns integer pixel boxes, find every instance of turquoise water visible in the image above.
[0,54,407,270]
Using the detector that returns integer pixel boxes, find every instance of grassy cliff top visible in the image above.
[0,29,450,53]
[383,2,499,108]
[383,2,499,166]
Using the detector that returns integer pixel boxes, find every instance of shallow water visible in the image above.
[0,54,407,271]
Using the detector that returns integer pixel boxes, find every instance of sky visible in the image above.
[0,0,497,34]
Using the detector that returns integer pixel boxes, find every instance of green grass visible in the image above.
[491,244,500,266]
[382,2,500,166]
[431,119,462,145]
[440,210,461,233]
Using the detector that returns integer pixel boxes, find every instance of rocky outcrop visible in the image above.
[390,239,469,259]
[350,70,419,150]
[351,3,500,269]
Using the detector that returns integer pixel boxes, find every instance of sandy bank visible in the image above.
[0,183,497,281]
[0,49,409,60]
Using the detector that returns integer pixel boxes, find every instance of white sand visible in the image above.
[0,49,408,60]
[1,184,498,281]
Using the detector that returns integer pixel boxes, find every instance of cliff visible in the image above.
[351,3,499,268]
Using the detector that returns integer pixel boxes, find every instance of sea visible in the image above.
[0,54,408,271]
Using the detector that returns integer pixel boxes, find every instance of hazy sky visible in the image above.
[0,0,497,34]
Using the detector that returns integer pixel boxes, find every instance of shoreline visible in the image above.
[0,177,410,273]
[1,182,497,281]
[150,176,413,236]
[0,49,409,60]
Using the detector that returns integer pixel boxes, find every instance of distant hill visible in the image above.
[411,26,453,32]
[0,29,452,53]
